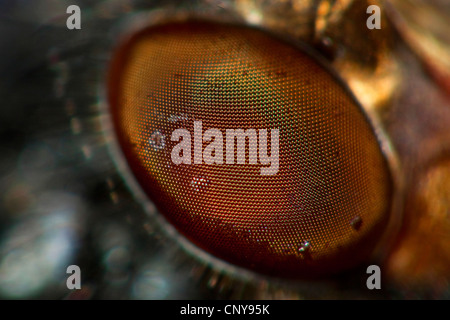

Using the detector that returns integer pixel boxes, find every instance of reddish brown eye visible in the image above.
[108,21,394,278]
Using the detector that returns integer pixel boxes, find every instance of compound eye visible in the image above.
[109,21,394,278]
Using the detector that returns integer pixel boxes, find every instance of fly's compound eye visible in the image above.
[108,21,395,278]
